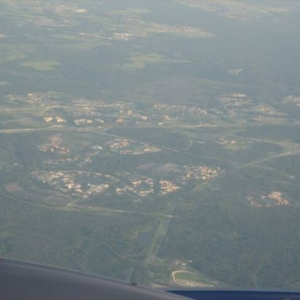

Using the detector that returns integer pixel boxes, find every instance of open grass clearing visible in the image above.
[119,53,168,70]
[20,61,61,71]
[172,270,215,287]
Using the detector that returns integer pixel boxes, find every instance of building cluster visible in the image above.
[159,180,180,195]
[32,171,116,199]
[216,138,237,145]
[31,17,77,28]
[37,134,103,167]
[71,99,132,109]
[116,177,155,197]
[76,149,103,167]
[107,139,130,150]
[33,144,221,198]
[262,192,289,206]
[38,134,69,155]
[218,94,251,106]
[6,92,68,106]
[61,16,214,43]
[38,144,69,155]
[246,191,290,207]
[64,99,133,123]
[250,105,284,116]
[183,165,219,181]
[74,119,93,125]
[44,117,67,123]
[10,91,287,131]
[146,23,215,38]
[153,104,210,117]
[283,95,300,106]
[113,33,134,41]
[217,94,286,121]
[32,170,156,199]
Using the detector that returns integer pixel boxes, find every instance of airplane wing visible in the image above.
[0,258,186,300]
[1,258,300,300]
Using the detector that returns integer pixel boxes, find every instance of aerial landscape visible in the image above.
[0,0,300,289]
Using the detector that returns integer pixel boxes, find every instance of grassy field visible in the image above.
[120,53,168,70]
[0,46,26,64]
[172,271,215,287]
[20,61,61,71]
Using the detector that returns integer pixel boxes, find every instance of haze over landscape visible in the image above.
[1,0,300,289]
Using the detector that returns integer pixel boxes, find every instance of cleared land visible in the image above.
[172,270,214,287]
[20,61,61,71]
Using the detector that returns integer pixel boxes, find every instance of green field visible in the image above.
[20,61,61,71]
[120,53,168,70]
[173,271,216,287]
